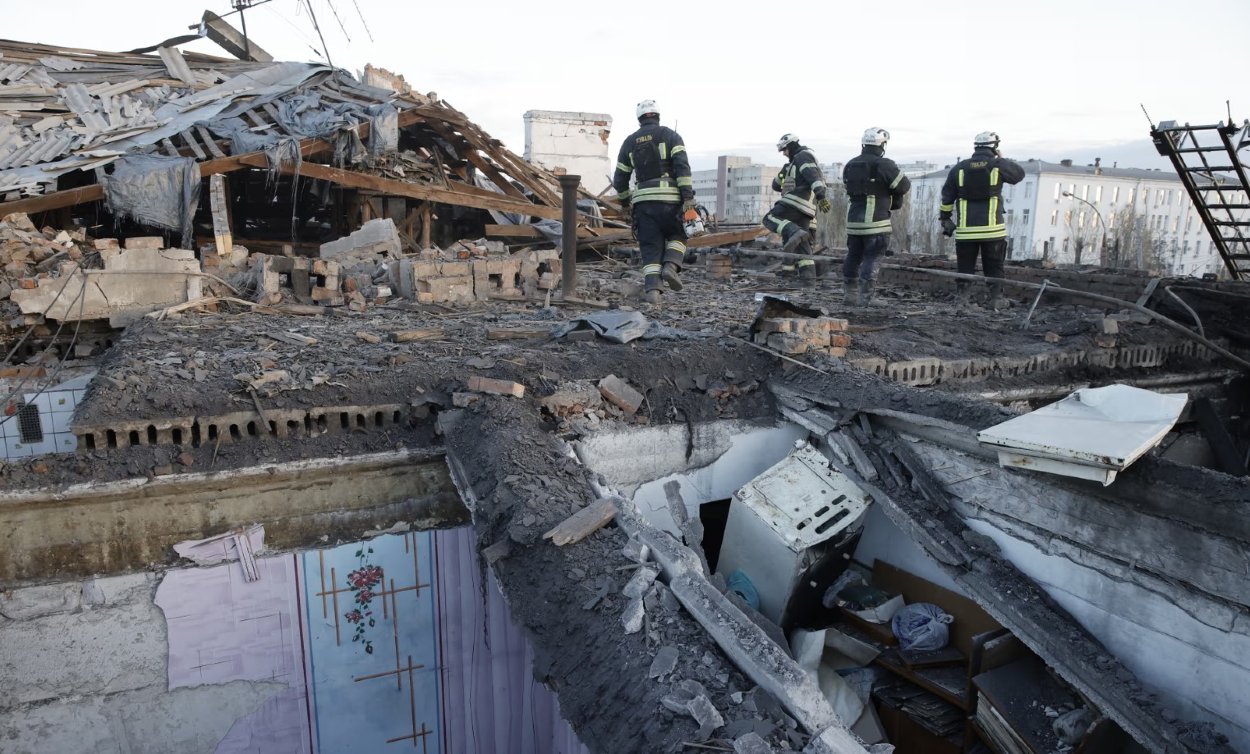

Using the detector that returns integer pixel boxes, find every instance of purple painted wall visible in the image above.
[432,527,590,754]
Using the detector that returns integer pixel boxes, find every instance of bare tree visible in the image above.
[814,184,848,251]
[1063,206,1099,266]
[898,182,945,257]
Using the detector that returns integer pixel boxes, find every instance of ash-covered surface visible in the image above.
[65,259,1150,428]
[441,400,806,753]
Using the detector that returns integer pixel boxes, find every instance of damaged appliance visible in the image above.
[715,441,871,631]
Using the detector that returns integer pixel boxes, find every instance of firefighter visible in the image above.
[843,127,911,305]
[938,131,1025,309]
[763,134,831,284]
[612,99,695,304]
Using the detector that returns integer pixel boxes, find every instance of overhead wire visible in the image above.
[302,0,334,67]
[322,0,353,42]
[349,0,374,43]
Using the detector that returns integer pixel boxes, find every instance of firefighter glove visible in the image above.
[940,217,956,237]
[817,198,832,214]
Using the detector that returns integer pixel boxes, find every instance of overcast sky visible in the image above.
[7,0,1247,173]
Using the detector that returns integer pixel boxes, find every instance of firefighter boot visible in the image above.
[661,262,683,291]
[644,274,662,304]
[797,261,817,287]
[988,280,1010,310]
[782,227,811,254]
[954,284,971,311]
[859,279,876,306]
[843,279,860,307]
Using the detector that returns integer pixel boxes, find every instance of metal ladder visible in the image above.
[1151,119,1250,280]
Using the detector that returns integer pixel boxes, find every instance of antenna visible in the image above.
[1140,103,1155,128]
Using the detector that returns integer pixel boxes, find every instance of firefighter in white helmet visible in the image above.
[938,131,1025,309]
[612,99,696,304]
[763,134,831,283]
[841,127,911,305]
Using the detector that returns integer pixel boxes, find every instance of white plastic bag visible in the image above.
[890,602,954,652]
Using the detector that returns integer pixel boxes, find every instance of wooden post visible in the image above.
[420,203,432,249]
[209,174,233,258]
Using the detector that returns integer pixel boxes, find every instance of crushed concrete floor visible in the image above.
[3,258,1248,753]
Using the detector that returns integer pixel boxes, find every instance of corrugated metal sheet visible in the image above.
[432,527,590,754]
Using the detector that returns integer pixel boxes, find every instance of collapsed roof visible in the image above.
[0,34,618,229]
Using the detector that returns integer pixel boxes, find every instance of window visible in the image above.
[1095,186,1103,203]
[1063,238,1070,253]
[1079,210,1086,229]
[1107,211,1116,230]
[1128,187,1137,204]
[1051,209,1059,226]
[1025,183,1032,198]
[1186,215,1193,232]
[1081,184,1089,200]
[1053,183,1061,200]
[1022,209,1031,225]
[1064,210,1072,225]
[1112,186,1120,203]
[1069,183,1076,196]
[1173,216,1180,232]
[1006,209,1015,223]
[1141,188,1149,205]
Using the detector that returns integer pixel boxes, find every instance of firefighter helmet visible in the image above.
[974,131,1001,148]
[636,99,659,120]
[862,127,890,147]
[776,133,799,151]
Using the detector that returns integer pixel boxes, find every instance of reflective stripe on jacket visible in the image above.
[612,118,693,204]
[939,148,1025,241]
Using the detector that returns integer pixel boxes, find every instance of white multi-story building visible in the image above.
[691,156,784,224]
[907,159,1229,276]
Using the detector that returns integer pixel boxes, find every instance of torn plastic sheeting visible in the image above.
[552,310,690,343]
[101,154,200,249]
[367,104,399,154]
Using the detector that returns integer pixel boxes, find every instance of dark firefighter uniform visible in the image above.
[843,146,910,299]
[763,147,827,271]
[612,116,694,292]
[939,148,1025,299]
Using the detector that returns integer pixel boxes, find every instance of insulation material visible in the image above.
[101,154,200,249]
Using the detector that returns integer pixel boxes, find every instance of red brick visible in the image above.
[468,375,525,398]
[830,333,851,348]
[598,374,644,415]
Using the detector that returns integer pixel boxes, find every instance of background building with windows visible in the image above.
[906,159,1233,276]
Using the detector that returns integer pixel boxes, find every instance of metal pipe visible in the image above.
[558,174,582,295]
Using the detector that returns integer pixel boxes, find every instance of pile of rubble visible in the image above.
[1,211,90,330]
[242,217,561,310]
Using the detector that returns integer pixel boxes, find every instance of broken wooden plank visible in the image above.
[209,173,232,258]
[195,125,227,159]
[264,331,317,346]
[355,331,382,344]
[686,227,767,248]
[543,498,618,546]
[236,153,563,221]
[389,328,443,342]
